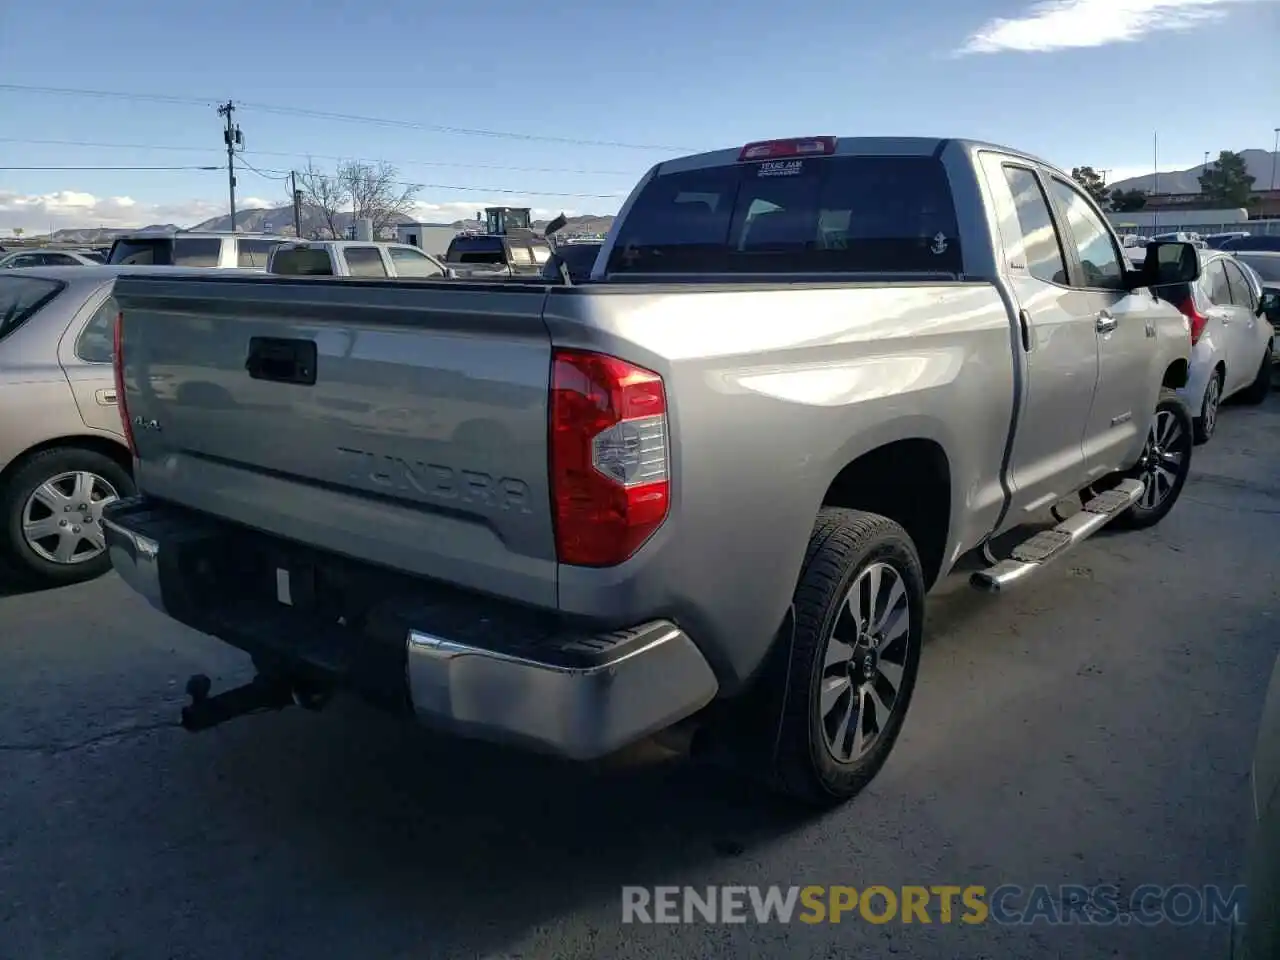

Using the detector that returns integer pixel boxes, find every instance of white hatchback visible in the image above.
[1167,250,1273,443]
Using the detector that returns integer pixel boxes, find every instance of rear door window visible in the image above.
[236,238,282,269]
[1001,166,1069,285]
[342,246,388,277]
[0,276,65,340]
[606,154,962,276]
[171,238,223,268]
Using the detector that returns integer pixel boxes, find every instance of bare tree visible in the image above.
[294,159,349,239]
[339,160,421,235]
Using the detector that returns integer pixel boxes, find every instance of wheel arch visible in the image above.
[0,434,133,492]
[819,437,952,590]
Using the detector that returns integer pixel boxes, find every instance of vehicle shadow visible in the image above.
[115,703,819,958]
[0,564,62,599]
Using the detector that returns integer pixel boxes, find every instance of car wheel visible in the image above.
[769,508,925,806]
[1237,341,1273,406]
[0,446,135,586]
[1109,388,1194,531]
[1194,367,1223,444]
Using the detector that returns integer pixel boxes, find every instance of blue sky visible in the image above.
[1,0,1277,232]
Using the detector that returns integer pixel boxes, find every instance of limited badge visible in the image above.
[930,233,949,255]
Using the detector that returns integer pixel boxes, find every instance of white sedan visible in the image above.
[0,249,101,268]
[1166,250,1273,443]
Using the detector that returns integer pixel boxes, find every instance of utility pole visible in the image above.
[1271,128,1278,192]
[217,101,243,232]
[290,170,303,238]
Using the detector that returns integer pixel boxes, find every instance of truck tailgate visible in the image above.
[112,275,558,607]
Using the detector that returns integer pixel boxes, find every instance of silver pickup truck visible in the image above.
[101,136,1200,806]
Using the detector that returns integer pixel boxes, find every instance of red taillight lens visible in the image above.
[113,311,136,455]
[1175,297,1209,346]
[549,349,670,567]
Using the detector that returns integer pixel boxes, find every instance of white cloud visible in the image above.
[0,188,611,235]
[0,189,228,233]
[958,0,1272,55]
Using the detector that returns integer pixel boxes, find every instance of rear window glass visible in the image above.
[446,236,505,264]
[606,155,962,276]
[270,247,334,276]
[1237,255,1280,283]
[109,238,171,265]
[0,276,65,340]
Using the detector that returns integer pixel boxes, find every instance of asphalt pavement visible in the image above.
[2,394,1278,960]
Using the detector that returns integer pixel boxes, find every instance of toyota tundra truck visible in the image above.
[101,136,1201,806]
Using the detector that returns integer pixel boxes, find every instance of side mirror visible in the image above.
[1258,291,1280,318]
[1134,241,1200,288]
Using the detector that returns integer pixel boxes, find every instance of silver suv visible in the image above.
[107,231,292,270]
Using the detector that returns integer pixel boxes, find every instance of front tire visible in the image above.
[771,508,925,806]
[1110,388,1194,531]
[0,446,135,586]
[1237,341,1273,406]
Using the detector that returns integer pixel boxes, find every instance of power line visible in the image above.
[0,136,640,176]
[0,164,220,171]
[237,156,291,182]
[0,83,693,151]
[238,161,624,199]
[0,135,645,176]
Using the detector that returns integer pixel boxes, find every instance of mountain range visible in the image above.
[46,208,617,245]
[1106,148,1278,194]
[38,148,1280,244]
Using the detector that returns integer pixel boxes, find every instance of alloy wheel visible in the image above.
[819,562,911,763]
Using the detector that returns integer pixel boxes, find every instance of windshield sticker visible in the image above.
[931,232,949,255]
[757,160,804,178]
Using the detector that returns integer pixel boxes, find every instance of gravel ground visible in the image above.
[1,393,1278,960]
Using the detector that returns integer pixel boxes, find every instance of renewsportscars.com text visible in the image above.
[621,884,1247,926]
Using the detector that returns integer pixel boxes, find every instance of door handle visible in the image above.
[245,337,318,386]
[1095,310,1118,334]
[1018,309,1033,352]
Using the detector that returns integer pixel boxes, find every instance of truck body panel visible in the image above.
[114,276,559,608]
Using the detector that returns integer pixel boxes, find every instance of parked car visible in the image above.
[1232,649,1280,958]
[106,231,290,270]
[1233,251,1280,339]
[1223,235,1280,253]
[442,231,552,279]
[1155,249,1273,443]
[0,249,101,269]
[267,240,454,279]
[0,265,257,586]
[103,135,1198,806]
[540,241,602,283]
[1205,231,1251,250]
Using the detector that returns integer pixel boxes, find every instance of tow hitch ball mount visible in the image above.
[180,673,331,732]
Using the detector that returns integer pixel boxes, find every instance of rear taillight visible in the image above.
[113,311,136,455]
[549,350,670,567]
[1175,297,1209,346]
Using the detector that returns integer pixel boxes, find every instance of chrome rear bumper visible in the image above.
[103,500,718,760]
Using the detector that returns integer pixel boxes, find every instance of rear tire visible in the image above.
[769,508,925,806]
[1237,341,1273,406]
[0,446,135,586]
[1109,388,1194,531]
[1193,367,1222,444]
